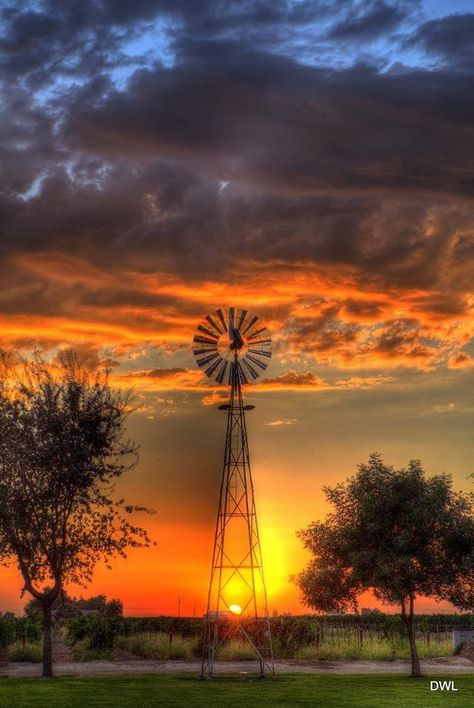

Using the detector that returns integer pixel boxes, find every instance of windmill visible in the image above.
[193,307,275,678]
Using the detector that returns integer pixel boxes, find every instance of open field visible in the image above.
[0,674,473,708]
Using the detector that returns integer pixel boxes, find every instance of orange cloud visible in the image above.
[114,368,204,391]
[200,392,229,406]
[112,367,394,397]
[448,351,474,369]
[265,419,299,426]
[334,375,394,388]
[255,370,393,391]
[259,370,328,389]
[4,252,472,374]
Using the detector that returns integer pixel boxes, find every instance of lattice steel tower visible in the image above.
[193,307,274,678]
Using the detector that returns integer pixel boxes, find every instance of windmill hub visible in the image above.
[218,329,247,358]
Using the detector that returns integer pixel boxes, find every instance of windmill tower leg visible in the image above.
[201,356,275,678]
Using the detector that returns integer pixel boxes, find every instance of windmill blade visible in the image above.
[216,308,227,332]
[247,348,272,358]
[196,351,220,368]
[246,338,271,346]
[237,363,249,385]
[229,306,235,332]
[241,357,259,380]
[193,347,218,356]
[216,360,229,384]
[237,309,248,330]
[247,327,267,341]
[241,315,258,335]
[206,314,223,335]
[246,354,268,371]
[193,335,219,347]
[197,324,219,340]
[205,358,222,377]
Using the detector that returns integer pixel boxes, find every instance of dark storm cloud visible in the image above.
[0,1,324,86]
[287,315,359,357]
[0,3,130,87]
[328,1,409,41]
[0,0,471,359]
[45,33,474,294]
[0,1,420,88]
[364,319,435,363]
[407,13,474,67]
[63,43,474,199]
[0,86,55,195]
[1,156,473,301]
[410,293,470,318]
[342,299,386,319]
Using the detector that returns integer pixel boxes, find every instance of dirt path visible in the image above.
[2,656,473,678]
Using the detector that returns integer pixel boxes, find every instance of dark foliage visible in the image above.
[0,351,154,676]
[295,454,474,676]
[25,590,123,620]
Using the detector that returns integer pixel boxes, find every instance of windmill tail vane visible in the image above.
[193,307,275,678]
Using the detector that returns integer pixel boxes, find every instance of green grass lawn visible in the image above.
[0,674,472,708]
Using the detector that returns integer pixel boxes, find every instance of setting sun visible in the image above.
[228,604,242,615]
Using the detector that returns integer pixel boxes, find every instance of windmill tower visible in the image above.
[193,307,274,678]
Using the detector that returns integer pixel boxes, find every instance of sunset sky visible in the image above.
[0,0,473,616]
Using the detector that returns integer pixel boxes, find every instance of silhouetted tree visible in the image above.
[0,352,153,677]
[295,454,474,677]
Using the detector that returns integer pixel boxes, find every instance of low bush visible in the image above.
[8,641,42,662]
[0,619,15,648]
[216,640,257,661]
[66,616,123,650]
[271,616,320,655]
[121,617,202,637]
[115,632,197,660]
[294,635,452,661]
[71,638,114,661]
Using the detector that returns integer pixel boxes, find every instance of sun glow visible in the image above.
[228,604,242,615]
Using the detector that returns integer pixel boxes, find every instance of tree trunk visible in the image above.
[41,600,54,678]
[401,595,421,678]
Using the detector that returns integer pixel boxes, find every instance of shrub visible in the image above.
[293,634,452,661]
[216,640,256,661]
[115,632,197,660]
[66,615,123,649]
[15,617,42,644]
[8,641,42,662]
[0,618,15,648]
[70,638,114,661]
[121,617,202,637]
[271,616,320,656]
[88,617,121,650]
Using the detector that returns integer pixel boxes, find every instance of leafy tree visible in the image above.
[0,352,153,677]
[295,454,474,677]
